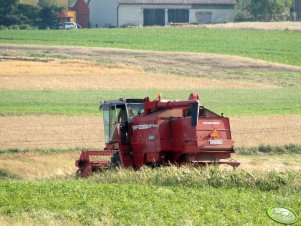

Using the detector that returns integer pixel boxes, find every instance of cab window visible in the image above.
[126,103,144,120]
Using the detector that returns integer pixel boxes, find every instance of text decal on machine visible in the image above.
[203,121,220,125]
[132,124,159,130]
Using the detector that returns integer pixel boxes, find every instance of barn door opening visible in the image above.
[143,9,165,26]
[168,9,189,23]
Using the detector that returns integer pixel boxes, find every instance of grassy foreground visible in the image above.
[0,167,300,225]
[0,28,300,66]
[1,88,300,116]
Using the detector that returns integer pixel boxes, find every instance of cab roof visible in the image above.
[101,98,144,106]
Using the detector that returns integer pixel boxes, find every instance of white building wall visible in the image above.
[190,8,234,23]
[118,5,144,27]
[118,4,191,27]
[101,3,235,27]
[89,0,118,27]
[118,4,234,27]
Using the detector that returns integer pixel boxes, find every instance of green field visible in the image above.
[0,28,301,66]
[0,167,300,225]
[1,88,300,116]
[1,27,301,226]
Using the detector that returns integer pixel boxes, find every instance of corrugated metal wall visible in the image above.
[295,0,301,19]
[89,0,118,27]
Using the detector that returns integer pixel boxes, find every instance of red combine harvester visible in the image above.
[76,93,239,177]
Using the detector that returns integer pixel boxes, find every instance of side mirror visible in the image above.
[190,102,199,127]
[99,101,104,112]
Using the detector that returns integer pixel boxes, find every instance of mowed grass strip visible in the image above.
[0,28,300,66]
[0,168,300,225]
[0,88,300,116]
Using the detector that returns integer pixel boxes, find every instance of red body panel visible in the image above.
[130,108,234,167]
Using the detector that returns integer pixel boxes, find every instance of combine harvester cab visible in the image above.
[76,93,239,177]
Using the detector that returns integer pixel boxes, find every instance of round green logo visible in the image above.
[267,207,298,225]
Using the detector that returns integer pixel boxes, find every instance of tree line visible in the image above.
[0,0,297,29]
[236,0,296,21]
[0,0,63,29]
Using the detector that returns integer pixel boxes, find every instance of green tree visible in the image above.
[0,0,63,29]
[39,5,63,29]
[0,0,40,27]
[17,4,40,26]
[271,0,294,19]
[235,0,251,21]
[0,0,19,26]
[248,0,293,21]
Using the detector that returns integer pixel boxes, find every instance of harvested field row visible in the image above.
[0,151,300,179]
[0,152,78,179]
[0,60,275,90]
[2,45,300,72]
[0,116,103,149]
[234,154,301,172]
[1,115,300,149]
[200,22,301,31]
[230,115,301,147]
[1,45,301,87]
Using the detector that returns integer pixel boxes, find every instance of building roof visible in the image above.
[57,12,72,18]
[70,0,89,10]
[118,0,235,4]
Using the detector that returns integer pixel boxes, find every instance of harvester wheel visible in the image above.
[110,152,121,168]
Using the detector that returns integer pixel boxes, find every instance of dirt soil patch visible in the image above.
[1,44,300,87]
[1,115,300,150]
[231,115,301,147]
[0,60,273,90]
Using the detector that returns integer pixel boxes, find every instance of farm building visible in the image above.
[89,0,235,27]
[295,0,301,19]
[70,0,90,27]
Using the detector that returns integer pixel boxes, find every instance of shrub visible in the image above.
[19,24,36,30]
[0,169,20,180]
[0,25,7,30]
